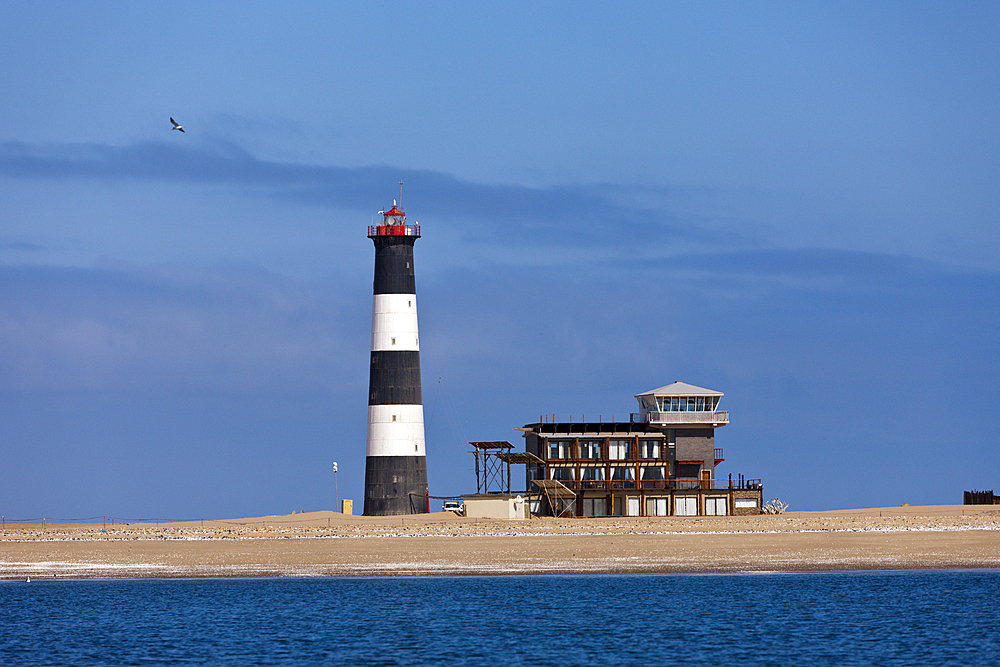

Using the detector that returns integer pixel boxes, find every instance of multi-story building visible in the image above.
[520,382,763,516]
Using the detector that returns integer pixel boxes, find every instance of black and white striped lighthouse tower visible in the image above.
[363,193,429,515]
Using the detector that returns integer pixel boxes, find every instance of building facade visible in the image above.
[521,382,762,516]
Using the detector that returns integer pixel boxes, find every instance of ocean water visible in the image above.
[2,571,999,666]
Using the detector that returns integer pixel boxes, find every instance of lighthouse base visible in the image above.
[363,455,429,515]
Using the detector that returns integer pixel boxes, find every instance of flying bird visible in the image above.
[170,118,184,133]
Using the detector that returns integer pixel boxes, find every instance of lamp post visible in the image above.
[333,462,339,511]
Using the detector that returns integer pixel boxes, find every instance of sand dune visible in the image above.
[2,505,997,578]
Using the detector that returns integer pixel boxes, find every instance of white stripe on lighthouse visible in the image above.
[366,404,425,457]
[371,294,420,352]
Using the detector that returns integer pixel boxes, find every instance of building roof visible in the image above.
[469,441,514,450]
[635,381,723,398]
[383,206,404,217]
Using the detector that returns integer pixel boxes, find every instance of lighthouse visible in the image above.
[363,197,429,515]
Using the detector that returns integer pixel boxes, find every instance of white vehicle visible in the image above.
[442,500,464,515]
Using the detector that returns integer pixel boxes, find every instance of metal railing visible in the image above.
[631,411,729,424]
[554,478,761,492]
[545,449,722,463]
[368,224,420,237]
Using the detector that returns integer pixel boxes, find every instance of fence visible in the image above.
[964,489,999,505]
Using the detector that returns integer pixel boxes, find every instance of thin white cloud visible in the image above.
[0,139,732,252]
[0,263,368,393]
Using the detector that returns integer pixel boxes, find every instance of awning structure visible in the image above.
[470,441,514,450]
[533,479,577,517]
[532,479,576,498]
[470,441,541,494]
[496,451,543,465]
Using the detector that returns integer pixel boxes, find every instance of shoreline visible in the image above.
[2,505,998,579]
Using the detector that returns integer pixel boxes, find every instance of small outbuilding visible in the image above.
[462,494,528,520]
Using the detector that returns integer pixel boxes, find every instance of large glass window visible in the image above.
[678,463,702,479]
[579,440,601,459]
[580,466,605,488]
[548,440,570,460]
[648,497,669,516]
[610,465,635,489]
[652,394,721,412]
[705,497,728,516]
[608,439,631,460]
[627,496,640,516]
[639,439,661,459]
[549,466,575,483]
[640,466,665,489]
[582,498,607,516]
[675,496,698,516]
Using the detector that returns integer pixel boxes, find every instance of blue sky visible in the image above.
[2,2,998,518]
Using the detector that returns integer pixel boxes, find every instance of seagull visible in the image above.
[170,118,184,133]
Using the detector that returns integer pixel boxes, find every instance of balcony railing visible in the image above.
[631,411,729,425]
[553,478,761,492]
[368,224,420,237]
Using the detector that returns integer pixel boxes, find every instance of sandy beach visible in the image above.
[2,505,998,579]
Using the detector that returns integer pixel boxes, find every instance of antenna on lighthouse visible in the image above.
[399,181,404,210]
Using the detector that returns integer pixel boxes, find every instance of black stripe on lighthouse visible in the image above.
[369,350,422,405]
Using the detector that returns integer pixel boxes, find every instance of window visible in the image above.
[639,439,660,459]
[640,466,665,489]
[610,495,639,516]
[627,497,640,516]
[608,439,631,460]
[687,398,696,411]
[582,498,606,516]
[548,440,570,460]
[675,496,697,516]
[648,497,669,516]
[672,397,680,411]
[610,466,635,489]
[705,497,727,516]
[678,463,702,479]
[579,440,601,459]
[549,467,575,482]
[696,397,705,411]
[580,466,605,488]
